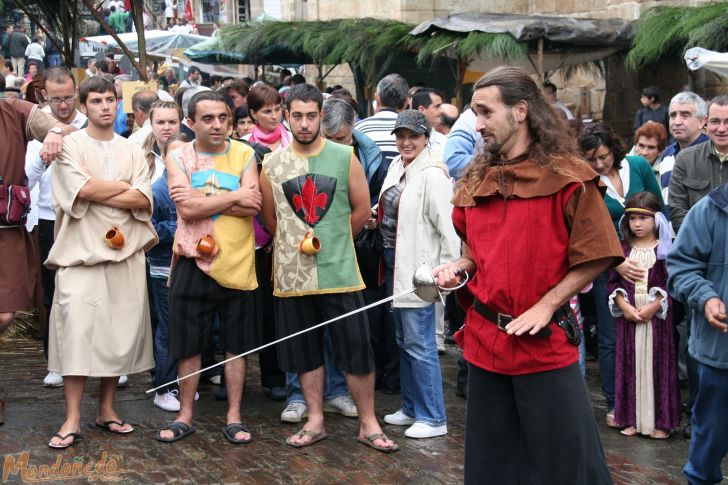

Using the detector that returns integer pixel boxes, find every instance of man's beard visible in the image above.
[292,125,320,145]
[486,116,518,156]
[93,117,115,130]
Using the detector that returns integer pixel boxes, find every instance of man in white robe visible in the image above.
[45,76,157,449]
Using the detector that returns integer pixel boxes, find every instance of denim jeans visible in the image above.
[150,277,178,392]
[384,248,447,426]
[684,362,728,485]
[47,54,62,67]
[287,329,349,403]
[593,272,616,410]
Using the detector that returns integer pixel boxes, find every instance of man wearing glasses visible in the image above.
[24,67,88,389]
[670,95,728,233]
[668,95,728,484]
[668,94,728,441]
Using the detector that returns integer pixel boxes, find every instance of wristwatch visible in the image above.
[49,127,63,135]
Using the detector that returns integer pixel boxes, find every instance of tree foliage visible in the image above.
[626,3,728,70]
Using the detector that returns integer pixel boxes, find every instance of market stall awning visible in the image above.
[185,35,309,66]
[81,30,208,57]
[408,13,634,76]
[183,36,247,64]
[410,13,634,47]
[685,47,728,78]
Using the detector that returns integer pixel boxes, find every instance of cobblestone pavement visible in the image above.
[0,338,710,484]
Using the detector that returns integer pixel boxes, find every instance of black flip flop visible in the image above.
[157,421,195,443]
[222,423,253,445]
[95,419,134,434]
[48,431,81,449]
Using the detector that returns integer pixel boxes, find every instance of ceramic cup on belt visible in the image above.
[299,230,320,255]
[197,234,217,255]
[105,226,125,249]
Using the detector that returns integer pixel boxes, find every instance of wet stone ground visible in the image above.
[0,338,717,484]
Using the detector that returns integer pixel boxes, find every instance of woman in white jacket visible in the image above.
[378,110,460,439]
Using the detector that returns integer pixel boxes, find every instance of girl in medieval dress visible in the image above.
[608,192,681,439]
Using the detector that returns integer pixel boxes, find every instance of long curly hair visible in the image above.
[457,66,581,196]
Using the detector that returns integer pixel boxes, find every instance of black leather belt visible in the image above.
[473,299,552,339]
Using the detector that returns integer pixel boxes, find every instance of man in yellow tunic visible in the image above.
[158,90,261,444]
[45,76,158,448]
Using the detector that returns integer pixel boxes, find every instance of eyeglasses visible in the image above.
[48,95,76,106]
[707,118,728,128]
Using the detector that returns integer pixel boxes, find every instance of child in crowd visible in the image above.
[148,134,188,411]
[608,192,681,439]
[233,105,254,140]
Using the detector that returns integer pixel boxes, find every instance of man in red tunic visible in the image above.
[434,66,623,484]
[0,96,74,424]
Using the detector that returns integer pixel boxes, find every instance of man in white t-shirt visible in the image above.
[127,90,159,149]
[2,60,16,89]
[411,87,446,154]
[542,82,574,120]
[24,67,87,388]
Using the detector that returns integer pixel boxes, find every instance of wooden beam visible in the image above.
[130,0,148,81]
[537,37,544,87]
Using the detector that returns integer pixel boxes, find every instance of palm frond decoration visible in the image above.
[626,3,728,70]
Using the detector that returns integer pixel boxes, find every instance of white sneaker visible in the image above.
[437,341,446,355]
[384,409,415,426]
[323,395,358,417]
[154,390,181,412]
[209,375,222,385]
[43,371,63,388]
[154,389,199,412]
[280,402,308,423]
[117,375,129,387]
[405,422,447,439]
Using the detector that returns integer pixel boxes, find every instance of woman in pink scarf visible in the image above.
[245,83,291,151]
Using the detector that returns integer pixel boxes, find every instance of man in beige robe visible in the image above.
[45,76,158,449]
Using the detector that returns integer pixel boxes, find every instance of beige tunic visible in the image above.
[46,131,158,376]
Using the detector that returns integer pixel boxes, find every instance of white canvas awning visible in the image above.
[81,30,208,57]
[685,47,728,78]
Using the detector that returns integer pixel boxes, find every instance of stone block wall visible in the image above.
[248,0,715,22]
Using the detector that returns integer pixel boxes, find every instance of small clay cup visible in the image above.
[299,231,321,255]
[197,234,216,255]
[105,226,124,249]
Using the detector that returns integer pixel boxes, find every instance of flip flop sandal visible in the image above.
[96,419,134,434]
[223,422,253,445]
[157,421,196,443]
[357,433,399,453]
[48,431,81,449]
[285,429,328,448]
[620,427,638,437]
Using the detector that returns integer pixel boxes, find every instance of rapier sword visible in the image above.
[145,264,468,395]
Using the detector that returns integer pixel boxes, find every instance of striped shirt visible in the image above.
[355,109,399,167]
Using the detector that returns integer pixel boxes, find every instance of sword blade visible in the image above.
[145,287,416,394]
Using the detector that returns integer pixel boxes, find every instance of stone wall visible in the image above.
[249,0,716,22]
